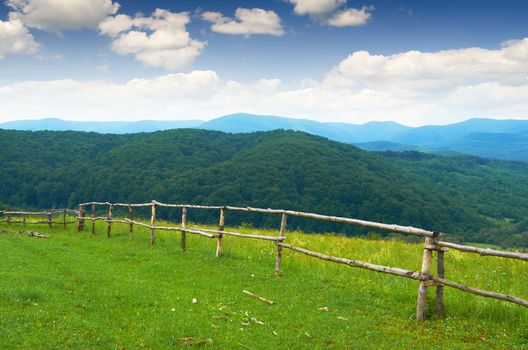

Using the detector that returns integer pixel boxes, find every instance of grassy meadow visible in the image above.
[0,220,527,349]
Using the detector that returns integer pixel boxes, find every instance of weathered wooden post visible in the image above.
[128,205,134,240]
[47,210,52,228]
[91,204,96,234]
[416,235,435,321]
[216,208,225,257]
[436,233,446,315]
[7,214,11,225]
[107,204,113,238]
[149,202,156,245]
[76,205,85,231]
[23,215,27,227]
[62,209,66,228]
[181,207,187,252]
[275,213,288,275]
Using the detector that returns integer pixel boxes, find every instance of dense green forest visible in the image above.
[1,128,527,247]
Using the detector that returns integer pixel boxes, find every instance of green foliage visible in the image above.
[0,223,526,349]
[1,129,528,247]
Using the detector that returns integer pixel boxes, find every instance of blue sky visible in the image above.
[0,0,527,125]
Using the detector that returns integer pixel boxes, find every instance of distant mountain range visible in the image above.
[2,114,528,161]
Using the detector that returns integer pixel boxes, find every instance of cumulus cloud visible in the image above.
[2,39,528,126]
[0,18,38,59]
[288,0,373,27]
[327,6,373,27]
[201,8,284,36]
[288,0,346,16]
[99,9,205,71]
[325,38,528,88]
[6,0,119,31]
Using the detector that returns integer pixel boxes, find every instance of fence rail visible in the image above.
[0,209,78,227]
[2,200,527,320]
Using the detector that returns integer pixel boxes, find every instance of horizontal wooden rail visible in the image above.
[430,276,528,308]
[280,242,528,308]
[278,242,427,281]
[80,201,152,207]
[194,227,283,242]
[123,218,219,239]
[3,211,51,216]
[152,200,223,210]
[436,241,528,261]
[83,200,436,238]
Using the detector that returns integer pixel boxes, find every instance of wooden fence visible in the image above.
[2,201,527,320]
[0,209,78,228]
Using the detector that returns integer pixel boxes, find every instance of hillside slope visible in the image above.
[1,128,527,246]
[0,223,526,349]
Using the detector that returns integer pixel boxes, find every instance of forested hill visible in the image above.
[1,128,527,247]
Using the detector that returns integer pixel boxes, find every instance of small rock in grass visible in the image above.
[319,307,329,312]
[192,298,197,304]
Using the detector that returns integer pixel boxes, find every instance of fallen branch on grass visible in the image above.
[243,290,275,305]
[19,230,49,238]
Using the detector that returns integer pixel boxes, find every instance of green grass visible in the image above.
[0,221,527,349]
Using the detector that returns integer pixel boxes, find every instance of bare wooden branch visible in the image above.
[243,290,275,305]
[436,241,528,261]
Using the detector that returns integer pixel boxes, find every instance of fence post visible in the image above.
[63,209,66,228]
[7,214,11,225]
[107,204,113,238]
[416,235,434,321]
[91,204,96,234]
[216,208,225,257]
[181,207,187,252]
[23,215,27,227]
[149,202,156,245]
[128,205,134,240]
[76,205,85,231]
[47,210,52,228]
[275,213,288,276]
[436,233,446,315]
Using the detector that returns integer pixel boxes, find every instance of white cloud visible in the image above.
[325,38,528,88]
[100,9,205,71]
[6,0,119,31]
[2,38,528,126]
[327,6,373,27]
[288,0,373,27]
[0,18,38,59]
[288,0,346,15]
[201,8,284,37]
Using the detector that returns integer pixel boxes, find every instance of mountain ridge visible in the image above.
[2,113,528,161]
